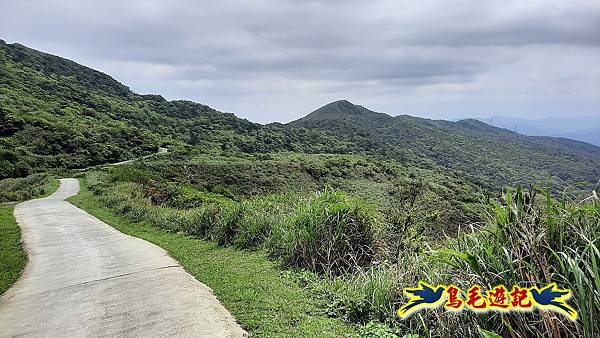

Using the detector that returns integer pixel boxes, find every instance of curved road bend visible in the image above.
[0,178,246,337]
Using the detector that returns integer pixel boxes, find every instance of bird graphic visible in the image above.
[398,281,445,318]
[530,283,577,319]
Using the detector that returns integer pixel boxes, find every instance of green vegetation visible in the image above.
[0,173,59,202]
[0,174,59,294]
[0,40,339,178]
[2,41,599,193]
[272,190,376,275]
[76,160,599,337]
[2,40,599,337]
[68,179,357,337]
[0,205,27,295]
[118,151,482,226]
[81,169,381,277]
[431,188,600,337]
[291,100,600,190]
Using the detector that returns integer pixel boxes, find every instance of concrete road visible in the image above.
[0,179,246,337]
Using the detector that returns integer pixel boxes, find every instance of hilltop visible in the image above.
[1,40,599,190]
[289,100,600,189]
[289,100,394,126]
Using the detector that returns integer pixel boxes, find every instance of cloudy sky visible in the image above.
[1,0,599,123]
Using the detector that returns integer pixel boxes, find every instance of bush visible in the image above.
[234,195,298,249]
[271,190,377,275]
[0,173,56,202]
[87,170,378,276]
[182,205,220,238]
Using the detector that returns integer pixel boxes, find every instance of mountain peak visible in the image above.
[315,100,367,115]
[290,100,392,126]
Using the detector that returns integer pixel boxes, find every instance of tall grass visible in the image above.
[84,170,378,276]
[270,190,377,275]
[83,168,599,337]
[430,187,599,337]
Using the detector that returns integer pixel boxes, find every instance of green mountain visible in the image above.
[0,39,335,178]
[1,40,599,191]
[289,100,600,189]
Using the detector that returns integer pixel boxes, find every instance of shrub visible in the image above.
[144,183,229,209]
[83,170,108,192]
[271,190,377,275]
[0,173,56,202]
[326,265,399,323]
[182,205,220,238]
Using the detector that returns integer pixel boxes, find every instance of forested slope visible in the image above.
[2,39,599,191]
[290,100,600,188]
[0,40,338,178]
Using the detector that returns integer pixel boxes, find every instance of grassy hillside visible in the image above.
[75,155,599,337]
[2,40,599,191]
[289,100,600,189]
[0,40,341,178]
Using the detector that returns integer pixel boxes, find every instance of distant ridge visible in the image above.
[473,115,600,146]
[288,100,600,189]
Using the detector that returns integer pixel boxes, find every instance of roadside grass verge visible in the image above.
[0,205,27,295]
[0,173,60,203]
[0,175,60,295]
[68,179,357,337]
[78,165,600,337]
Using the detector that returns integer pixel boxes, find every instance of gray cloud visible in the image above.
[0,0,598,123]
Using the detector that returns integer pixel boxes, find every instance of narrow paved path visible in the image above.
[0,179,246,337]
[109,147,168,166]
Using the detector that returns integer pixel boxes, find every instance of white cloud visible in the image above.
[0,0,598,122]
